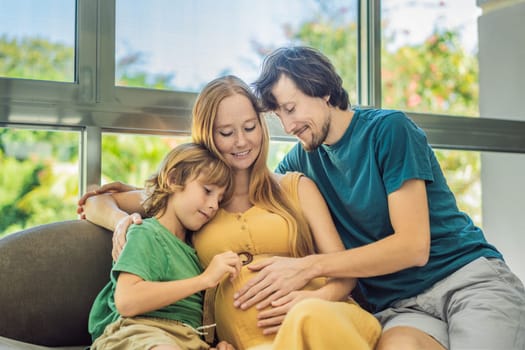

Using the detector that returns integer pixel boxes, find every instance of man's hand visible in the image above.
[112,213,142,261]
[233,256,314,310]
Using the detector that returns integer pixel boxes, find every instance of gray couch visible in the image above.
[0,220,113,349]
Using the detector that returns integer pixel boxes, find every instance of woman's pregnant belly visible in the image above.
[213,255,325,349]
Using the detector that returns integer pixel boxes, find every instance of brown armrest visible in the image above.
[0,220,112,346]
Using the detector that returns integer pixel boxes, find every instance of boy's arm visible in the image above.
[114,251,242,317]
[114,272,211,317]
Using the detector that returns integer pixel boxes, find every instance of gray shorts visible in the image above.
[375,257,525,350]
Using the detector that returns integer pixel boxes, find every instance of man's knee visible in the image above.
[376,326,445,350]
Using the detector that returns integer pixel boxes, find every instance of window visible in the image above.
[115,0,358,99]
[381,0,480,117]
[0,127,80,237]
[101,133,191,187]
[1,0,524,243]
[0,0,76,82]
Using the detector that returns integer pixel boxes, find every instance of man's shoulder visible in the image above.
[355,107,406,121]
[354,108,412,137]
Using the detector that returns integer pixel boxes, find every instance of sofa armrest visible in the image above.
[0,220,112,347]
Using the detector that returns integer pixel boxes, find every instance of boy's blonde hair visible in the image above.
[142,143,233,218]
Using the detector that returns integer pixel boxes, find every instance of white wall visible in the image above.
[477,0,525,283]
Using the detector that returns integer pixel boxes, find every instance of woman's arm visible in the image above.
[83,190,145,231]
[296,176,356,296]
[83,190,146,260]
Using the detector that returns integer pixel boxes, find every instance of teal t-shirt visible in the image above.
[276,108,502,312]
[88,218,204,341]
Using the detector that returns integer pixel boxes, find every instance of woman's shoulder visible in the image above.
[272,171,317,196]
[272,171,301,185]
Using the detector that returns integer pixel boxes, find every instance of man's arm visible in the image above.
[234,178,430,308]
[240,175,357,334]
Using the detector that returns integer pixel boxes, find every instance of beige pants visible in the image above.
[91,317,210,350]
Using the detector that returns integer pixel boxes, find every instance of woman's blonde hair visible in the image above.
[142,143,233,219]
[191,75,315,257]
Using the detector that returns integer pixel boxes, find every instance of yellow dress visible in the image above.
[193,172,381,350]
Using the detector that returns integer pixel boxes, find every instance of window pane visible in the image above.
[101,133,192,188]
[0,127,80,237]
[101,134,296,188]
[435,149,481,227]
[0,0,76,82]
[103,134,484,233]
[381,0,480,117]
[115,0,358,100]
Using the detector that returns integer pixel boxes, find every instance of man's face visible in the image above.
[270,74,330,151]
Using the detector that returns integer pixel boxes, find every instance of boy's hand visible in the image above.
[202,251,241,288]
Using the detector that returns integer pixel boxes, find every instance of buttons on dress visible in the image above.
[238,251,253,266]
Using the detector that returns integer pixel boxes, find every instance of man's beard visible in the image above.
[302,119,330,152]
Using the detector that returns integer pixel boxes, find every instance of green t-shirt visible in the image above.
[88,218,204,341]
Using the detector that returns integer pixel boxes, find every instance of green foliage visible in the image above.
[0,35,74,81]
[101,134,192,187]
[382,29,479,116]
[116,50,174,89]
[0,129,79,237]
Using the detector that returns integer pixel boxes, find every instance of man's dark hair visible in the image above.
[253,46,350,111]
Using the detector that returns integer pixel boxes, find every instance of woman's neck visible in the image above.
[224,168,253,213]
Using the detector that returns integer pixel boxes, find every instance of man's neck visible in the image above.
[325,108,354,146]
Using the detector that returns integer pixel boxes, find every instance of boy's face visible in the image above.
[270,74,331,151]
[170,174,226,231]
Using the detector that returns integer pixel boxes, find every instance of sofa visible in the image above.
[0,220,113,349]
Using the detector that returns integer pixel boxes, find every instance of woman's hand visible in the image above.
[211,340,236,350]
[77,181,139,219]
[256,290,318,335]
[112,213,142,261]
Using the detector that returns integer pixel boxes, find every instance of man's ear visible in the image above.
[323,94,330,103]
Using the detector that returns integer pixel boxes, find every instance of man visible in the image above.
[233,46,525,350]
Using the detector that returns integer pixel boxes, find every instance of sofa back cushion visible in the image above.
[0,220,112,346]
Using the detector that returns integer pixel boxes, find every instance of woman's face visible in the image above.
[213,93,263,171]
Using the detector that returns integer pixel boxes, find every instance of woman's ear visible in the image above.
[166,180,178,193]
